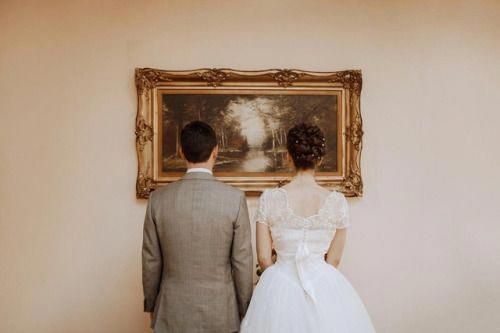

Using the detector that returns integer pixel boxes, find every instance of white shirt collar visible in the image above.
[186,167,213,175]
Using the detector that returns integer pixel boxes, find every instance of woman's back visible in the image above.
[281,181,332,218]
[256,187,349,258]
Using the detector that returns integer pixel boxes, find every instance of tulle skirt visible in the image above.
[240,258,376,333]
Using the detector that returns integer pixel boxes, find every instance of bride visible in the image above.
[240,123,376,333]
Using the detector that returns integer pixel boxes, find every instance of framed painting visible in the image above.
[135,68,363,198]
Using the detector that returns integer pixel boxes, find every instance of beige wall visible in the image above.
[1,0,499,332]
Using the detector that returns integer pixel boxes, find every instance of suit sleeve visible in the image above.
[231,193,254,318]
[142,194,163,313]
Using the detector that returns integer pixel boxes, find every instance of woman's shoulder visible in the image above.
[320,190,349,221]
[260,187,287,202]
[323,189,347,206]
[255,187,288,223]
[260,185,345,204]
[324,188,346,199]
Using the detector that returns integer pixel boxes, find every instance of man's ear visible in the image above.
[212,145,219,159]
[179,147,185,160]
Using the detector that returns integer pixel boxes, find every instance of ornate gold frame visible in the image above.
[135,68,363,198]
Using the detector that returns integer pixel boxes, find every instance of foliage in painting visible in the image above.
[161,93,338,173]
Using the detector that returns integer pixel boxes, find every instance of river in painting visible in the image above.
[161,92,338,173]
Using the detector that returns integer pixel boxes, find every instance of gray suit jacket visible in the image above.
[142,172,253,333]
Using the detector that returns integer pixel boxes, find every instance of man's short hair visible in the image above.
[180,121,217,163]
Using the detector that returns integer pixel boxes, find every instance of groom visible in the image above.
[142,121,254,333]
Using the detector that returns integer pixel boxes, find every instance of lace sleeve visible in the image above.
[254,190,271,226]
[325,192,350,229]
[335,193,350,229]
[337,194,351,229]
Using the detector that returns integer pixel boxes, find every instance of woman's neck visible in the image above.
[291,169,316,185]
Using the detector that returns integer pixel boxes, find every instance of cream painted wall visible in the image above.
[1,1,499,332]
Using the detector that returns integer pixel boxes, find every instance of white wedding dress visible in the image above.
[240,188,376,333]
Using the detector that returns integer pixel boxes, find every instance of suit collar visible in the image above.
[186,167,213,175]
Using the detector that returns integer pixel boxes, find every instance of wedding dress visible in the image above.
[240,188,376,333]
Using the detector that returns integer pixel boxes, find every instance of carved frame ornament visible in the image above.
[135,68,363,198]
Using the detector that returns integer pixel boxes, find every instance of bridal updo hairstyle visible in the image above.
[286,123,327,170]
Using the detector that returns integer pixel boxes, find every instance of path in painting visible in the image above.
[239,147,271,172]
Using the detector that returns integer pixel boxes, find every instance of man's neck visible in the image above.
[186,162,213,174]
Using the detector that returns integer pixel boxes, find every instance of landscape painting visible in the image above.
[135,68,363,197]
[158,90,340,175]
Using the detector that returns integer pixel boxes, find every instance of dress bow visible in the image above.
[295,242,317,303]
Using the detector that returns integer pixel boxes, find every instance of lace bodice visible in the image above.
[255,188,350,258]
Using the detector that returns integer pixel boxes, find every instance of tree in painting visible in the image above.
[161,93,338,173]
